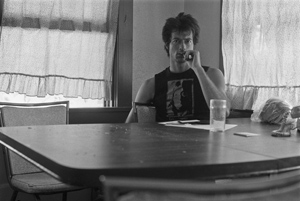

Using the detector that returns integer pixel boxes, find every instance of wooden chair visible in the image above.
[0,101,83,201]
[133,102,156,123]
[102,170,300,201]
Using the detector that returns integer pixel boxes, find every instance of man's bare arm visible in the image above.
[125,78,155,123]
[197,67,231,116]
[186,51,231,116]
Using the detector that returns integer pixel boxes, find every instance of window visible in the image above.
[0,0,120,108]
[222,0,300,111]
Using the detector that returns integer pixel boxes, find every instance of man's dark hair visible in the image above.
[162,12,200,56]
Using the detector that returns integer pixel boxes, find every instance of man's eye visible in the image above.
[172,39,178,43]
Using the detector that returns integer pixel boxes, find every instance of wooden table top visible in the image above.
[0,118,300,187]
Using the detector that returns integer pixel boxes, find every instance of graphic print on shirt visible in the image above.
[166,79,194,119]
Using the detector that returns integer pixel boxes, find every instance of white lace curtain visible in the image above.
[0,0,119,100]
[222,0,300,111]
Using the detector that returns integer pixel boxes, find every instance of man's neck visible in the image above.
[170,61,189,73]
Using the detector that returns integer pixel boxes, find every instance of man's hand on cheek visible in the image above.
[185,50,202,70]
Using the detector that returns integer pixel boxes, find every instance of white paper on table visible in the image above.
[159,121,237,131]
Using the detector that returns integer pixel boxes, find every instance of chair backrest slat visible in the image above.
[0,101,69,175]
[1,106,67,126]
[134,102,156,123]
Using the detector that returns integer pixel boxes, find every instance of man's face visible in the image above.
[169,30,194,64]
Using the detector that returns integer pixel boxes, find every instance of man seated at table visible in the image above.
[126,12,230,123]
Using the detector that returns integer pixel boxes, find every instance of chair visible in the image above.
[133,102,156,123]
[102,170,300,201]
[0,101,83,201]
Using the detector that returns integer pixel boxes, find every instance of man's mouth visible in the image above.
[176,53,185,59]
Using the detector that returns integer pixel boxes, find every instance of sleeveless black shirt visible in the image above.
[153,66,210,122]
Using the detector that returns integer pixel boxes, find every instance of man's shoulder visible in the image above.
[206,67,222,75]
[136,77,155,102]
[141,67,169,92]
[206,67,225,82]
[144,77,155,86]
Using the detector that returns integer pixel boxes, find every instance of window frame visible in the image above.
[0,0,133,108]
[0,0,3,36]
[113,0,133,108]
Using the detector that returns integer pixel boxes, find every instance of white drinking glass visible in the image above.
[210,99,227,132]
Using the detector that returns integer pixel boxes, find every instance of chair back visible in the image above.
[102,170,300,201]
[133,102,156,123]
[0,101,69,175]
